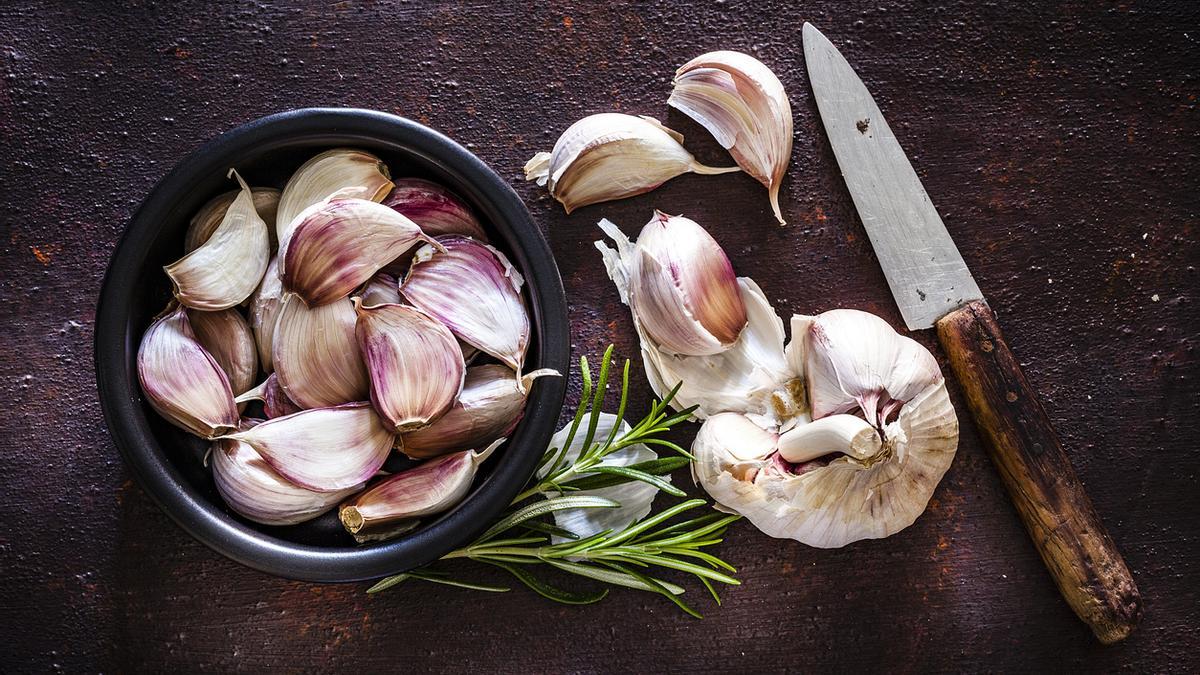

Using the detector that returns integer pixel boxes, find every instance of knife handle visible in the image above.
[935,300,1141,643]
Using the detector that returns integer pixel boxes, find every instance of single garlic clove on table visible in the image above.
[272,293,369,409]
[186,187,281,254]
[275,148,394,253]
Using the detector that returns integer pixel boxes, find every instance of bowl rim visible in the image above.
[94,108,569,582]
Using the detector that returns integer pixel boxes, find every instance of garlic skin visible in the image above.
[382,178,487,242]
[213,437,361,526]
[524,113,739,214]
[272,293,369,409]
[225,402,394,492]
[339,441,500,538]
[165,170,270,310]
[188,307,257,401]
[275,148,393,252]
[401,365,559,459]
[401,236,530,376]
[352,299,465,433]
[234,373,303,419]
[627,211,747,356]
[137,305,238,438]
[186,187,281,254]
[248,256,284,373]
[282,198,438,307]
[669,51,793,224]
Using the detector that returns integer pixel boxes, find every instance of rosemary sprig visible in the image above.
[367,346,741,617]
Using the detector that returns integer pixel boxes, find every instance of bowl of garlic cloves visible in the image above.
[95,108,569,582]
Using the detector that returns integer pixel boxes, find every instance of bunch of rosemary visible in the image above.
[368,346,741,617]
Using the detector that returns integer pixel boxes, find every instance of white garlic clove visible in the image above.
[186,187,281,254]
[627,211,747,356]
[339,440,501,539]
[248,256,284,373]
[188,307,258,402]
[272,293,369,409]
[137,304,238,438]
[524,113,739,214]
[275,148,393,253]
[776,414,881,464]
[212,437,362,526]
[352,299,465,433]
[357,272,401,307]
[401,236,531,376]
[234,373,303,419]
[224,402,395,492]
[165,170,271,310]
[669,51,793,224]
[382,178,487,241]
[281,198,439,307]
[401,365,559,459]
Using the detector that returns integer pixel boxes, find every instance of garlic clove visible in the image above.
[524,113,739,214]
[358,272,402,307]
[186,187,281,254]
[281,198,439,307]
[272,293,369,409]
[275,148,393,253]
[165,170,271,310]
[382,178,487,241]
[339,440,501,539]
[401,235,531,376]
[212,437,362,526]
[188,307,258,402]
[669,51,793,224]
[137,304,238,438]
[225,402,395,492]
[627,211,747,356]
[401,365,559,459]
[248,256,284,373]
[352,299,465,433]
[776,413,881,464]
[235,373,303,419]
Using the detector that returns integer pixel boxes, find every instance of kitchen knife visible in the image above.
[802,22,1141,643]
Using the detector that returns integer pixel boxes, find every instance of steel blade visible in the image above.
[803,22,982,330]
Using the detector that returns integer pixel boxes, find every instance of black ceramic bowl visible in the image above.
[95,108,569,582]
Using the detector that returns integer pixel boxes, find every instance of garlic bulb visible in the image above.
[188,307,257,401]
[225,402,394,492]
[352,299,465,433]
[234,373,302,419]
[524,113,739,214]
[248,256,284,373]
[272,293,369,409]
[137,305,238,438]
[186,187,281,254]
[401,236,530,377]
[669,51,793,224]
[275,148,393,252]
[165,170,270,310]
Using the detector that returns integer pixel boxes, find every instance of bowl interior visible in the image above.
[97,110,568,581]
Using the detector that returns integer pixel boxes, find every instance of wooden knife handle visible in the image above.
[935,299,1141,643]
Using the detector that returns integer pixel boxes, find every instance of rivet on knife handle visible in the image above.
[936,300,1142,643]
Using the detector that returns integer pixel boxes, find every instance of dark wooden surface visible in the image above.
[1,1,1197,671]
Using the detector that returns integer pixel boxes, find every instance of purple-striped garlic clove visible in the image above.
[235,373,303,419]
[272,293,369,409]
[137,304,238,438]
[248,256,283,373]
[188,307,258,402]
[186,187,281,254]
[353,299,465,433]
[275,148,393,253]
[382,178,487,241]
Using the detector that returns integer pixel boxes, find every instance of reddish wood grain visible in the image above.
[0,0,1197,671]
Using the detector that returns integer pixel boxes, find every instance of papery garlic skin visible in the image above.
[213,437,361,526]
[275,148,393,252]
[137,305,238,438]
[188,307,258,401]
[225,402,394,492]
[670,51,793,224]
[358,272,402,307]
[353,299,465,433]
[524,113,739,214]
[186,187,281,254]
[235,373,303,419]
[401,236,531,376]
[272,293,369,409]
[248,256,284,373]
[165,170,270,310]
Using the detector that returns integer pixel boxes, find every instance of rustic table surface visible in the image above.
[2,1,1197,672]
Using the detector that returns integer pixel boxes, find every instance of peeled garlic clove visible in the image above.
[272,293,369,409]
[670,51,793,224]
[776,414,881,464]
[339,441,500,538]
[165,170,270,310]
[186,187,281,253]
[281,198,438,306]
[225,402,394,492]
[353,299,465,432]
[235,373,303,419]
[382,178,487,241]
[248,256,284,372]
[275,148,393,252]
[358,272,401,307]
[401,365,558,459]
[137,305,238,438]
[188,308,257,401]
[213,437,361,526]
[524,113,739,214]
[628,211,747,356]
[401,236,530,374]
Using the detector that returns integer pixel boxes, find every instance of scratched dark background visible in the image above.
[1,0,1197,672]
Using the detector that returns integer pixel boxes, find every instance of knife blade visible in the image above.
[803,22,1141,643]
